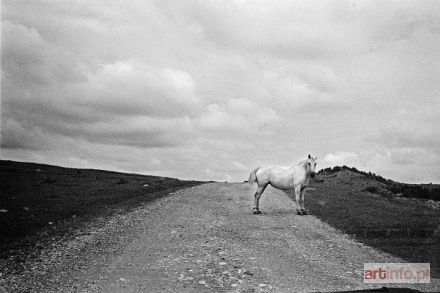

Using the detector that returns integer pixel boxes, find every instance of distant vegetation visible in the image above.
[318,165,440,201]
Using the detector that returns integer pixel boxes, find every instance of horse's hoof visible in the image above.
[301,209,309,215]
[253,210,259,215]
[257,210,262,214]
[296,210,303,215]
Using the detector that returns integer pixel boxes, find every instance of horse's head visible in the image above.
[306,154,318,178]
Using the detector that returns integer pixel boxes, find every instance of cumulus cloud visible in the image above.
[2,21,86,86]
[324,152,360,167]
[0,119,49,150]
[2,19,202,149]
[197,98,281,134]
[82,61,201,117]
[174,0,367,59]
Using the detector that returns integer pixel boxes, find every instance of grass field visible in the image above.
[308,170,440,276]
[0,160,204,264]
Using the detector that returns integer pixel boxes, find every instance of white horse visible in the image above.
[248,154,317,215]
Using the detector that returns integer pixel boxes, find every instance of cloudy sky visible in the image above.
[1,0,440,183]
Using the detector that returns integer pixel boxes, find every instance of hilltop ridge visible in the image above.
[317,165,440,201]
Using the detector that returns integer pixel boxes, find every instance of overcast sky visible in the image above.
[1,0,440,183]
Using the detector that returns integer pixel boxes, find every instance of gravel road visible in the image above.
[2,183,439,292]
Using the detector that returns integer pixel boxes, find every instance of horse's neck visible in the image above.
[297,161,310,176]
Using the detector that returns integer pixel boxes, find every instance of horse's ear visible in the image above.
[308,154,311,159]
[315,156,318,160]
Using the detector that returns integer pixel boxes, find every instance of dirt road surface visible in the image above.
[3,183,439,292]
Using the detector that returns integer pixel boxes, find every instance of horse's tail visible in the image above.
[248,167,260,186]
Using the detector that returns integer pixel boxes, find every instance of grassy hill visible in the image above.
[319,165,440,200]
[0,160,205,265]
[309,166,440,276]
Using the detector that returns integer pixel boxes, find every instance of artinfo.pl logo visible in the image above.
[364,263,430,283]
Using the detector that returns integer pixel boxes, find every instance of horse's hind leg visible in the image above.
[253,184,267,214]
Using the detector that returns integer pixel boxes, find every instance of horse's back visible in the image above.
[256,166,294,189]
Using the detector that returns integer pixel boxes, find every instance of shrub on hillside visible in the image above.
[117,178,129,184]
[364,186,379,194]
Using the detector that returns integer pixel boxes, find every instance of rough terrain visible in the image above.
[2,183,439,292]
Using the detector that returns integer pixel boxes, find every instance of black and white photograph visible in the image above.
[1,0,439,292]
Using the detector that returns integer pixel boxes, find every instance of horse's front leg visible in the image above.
[299,188,308,215]
[294,186,303,215]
